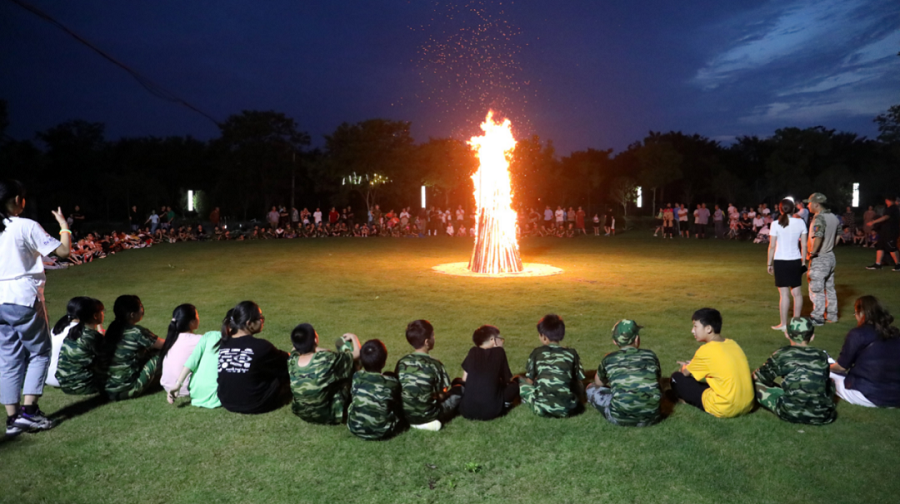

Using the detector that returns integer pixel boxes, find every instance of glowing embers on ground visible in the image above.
[433,262,563,278]
[468,111,523,274]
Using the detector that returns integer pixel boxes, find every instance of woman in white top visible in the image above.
[0,179,70,435]
[159,304,203,398]
[767,199,808,332]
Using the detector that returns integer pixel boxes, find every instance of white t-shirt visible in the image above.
[46,320,78,387]
[770,217,807,261]
[555,209,564,222]
[313,211,322,223]
[0,217,62,307]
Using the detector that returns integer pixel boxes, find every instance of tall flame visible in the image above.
[468,111,523,274]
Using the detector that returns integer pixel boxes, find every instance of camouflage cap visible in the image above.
[803,193,827,204]
[787,316,815,343]
[611,319,642,346]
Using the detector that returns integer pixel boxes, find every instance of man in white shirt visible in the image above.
[313,208,323,225]
[555,206,564,228]
[456,206,465,222]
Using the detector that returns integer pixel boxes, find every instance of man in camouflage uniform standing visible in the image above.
[753,316,836,424]
[519,314,585,418]
[586,319,661,427]
[804,193,840,325]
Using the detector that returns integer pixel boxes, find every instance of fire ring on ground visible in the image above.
[432,262,563,278]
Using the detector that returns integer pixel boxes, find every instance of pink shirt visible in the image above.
[160,332,203,396]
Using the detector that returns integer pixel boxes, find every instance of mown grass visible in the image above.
[2,234,899,504]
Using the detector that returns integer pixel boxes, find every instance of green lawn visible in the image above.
[3,235,899,504]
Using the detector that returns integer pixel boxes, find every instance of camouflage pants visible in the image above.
[520,384,581,418]
[108,355,159,401]
[808,253,837,323]
[754,382,784,412]
[586,386,658,427]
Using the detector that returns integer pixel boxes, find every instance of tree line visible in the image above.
[1,99,898,225]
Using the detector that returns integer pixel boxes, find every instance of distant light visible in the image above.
[636,186,642,208]
[785,196,794,202]
[852,183,859,208]
[188,190,194,212]
[421,185,426,208]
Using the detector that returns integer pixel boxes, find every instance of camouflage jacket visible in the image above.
[525,344,585,417]
[288,339,355,424]
[395,352,451,424]
[56,326,105,395]
[348,371,402,440]
[754,346,836,425]
[105,325,158,394]
[597,347,662,426]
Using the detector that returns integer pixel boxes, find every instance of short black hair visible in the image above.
[537,314,565,342]
[692,308,723,334]
[360,339,388,372]
[405,319,434,348]
[472,325,500,346]
[291,323,317,353]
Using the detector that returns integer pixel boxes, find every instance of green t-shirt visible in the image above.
[183,331,223,408]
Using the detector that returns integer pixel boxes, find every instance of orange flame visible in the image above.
[467,111,523,274]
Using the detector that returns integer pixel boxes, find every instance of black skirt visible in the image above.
[774,259,803,288]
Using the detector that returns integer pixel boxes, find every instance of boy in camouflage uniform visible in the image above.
[519,314,586,418]
[586,319,661,427]
[288,323,359,424]
[753,317,836,425]
[348,339,403,440]
[395,320,463,431]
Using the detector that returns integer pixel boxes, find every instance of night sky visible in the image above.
[2,0,898,155]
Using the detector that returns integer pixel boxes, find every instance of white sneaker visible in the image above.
[411,420,442,431]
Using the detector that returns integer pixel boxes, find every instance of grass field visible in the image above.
[2,234,899,504]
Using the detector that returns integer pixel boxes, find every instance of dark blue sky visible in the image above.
[2,0,898,155]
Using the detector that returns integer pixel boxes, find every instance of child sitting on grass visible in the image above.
[288,323,360,424]
[586,319,662,427]
[395,320,463,431]
[671,308,754,418]
[104,295,164,401]
[519,314,585,418]
[166,310,231,409]
[348,339,403,440]
[459,325,519,421]
[56,297,106,395]
[753,316,836,425]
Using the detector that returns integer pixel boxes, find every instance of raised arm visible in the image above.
[51,207,71,258]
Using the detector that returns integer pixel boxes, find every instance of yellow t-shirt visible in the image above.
[686,339,754,418]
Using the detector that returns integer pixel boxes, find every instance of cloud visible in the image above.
[692,0,900,126]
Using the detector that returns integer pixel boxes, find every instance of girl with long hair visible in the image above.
[159,304,201,398]
[55,298,107,395]
[0,179,70,435]
[830,295,900,407]
[46,296,94,387]
[215,301,289,414]
[166,310,234,408]
[103,295,164,401]
[766,199,808,332]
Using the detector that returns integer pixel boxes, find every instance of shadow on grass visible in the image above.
[48,395,110,426]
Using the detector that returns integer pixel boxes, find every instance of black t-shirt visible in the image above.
[217,335,289,414]
[459,346,513,420]
[880,204,899,240]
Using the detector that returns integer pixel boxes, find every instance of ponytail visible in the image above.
[0,179,26,234]
[54,296,91,335]
[159,304,197,364]
[104,295,143,350]
[215,301,260,349]
[63,297,104,343]
[778,199,795,228]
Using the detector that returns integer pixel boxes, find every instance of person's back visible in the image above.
[520,314,585,418]
[289,336,356,424]
[348,339,402,440]
[57,326,105,395]
[599,347,662,426]
[459,326,518,421]
[756,346,835,424]
[160,332,202,397]
[218,334,288,414]
[105,324,159,398]
[182,330,222,408]
[396,352,450,424]
[837,324,900,407]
